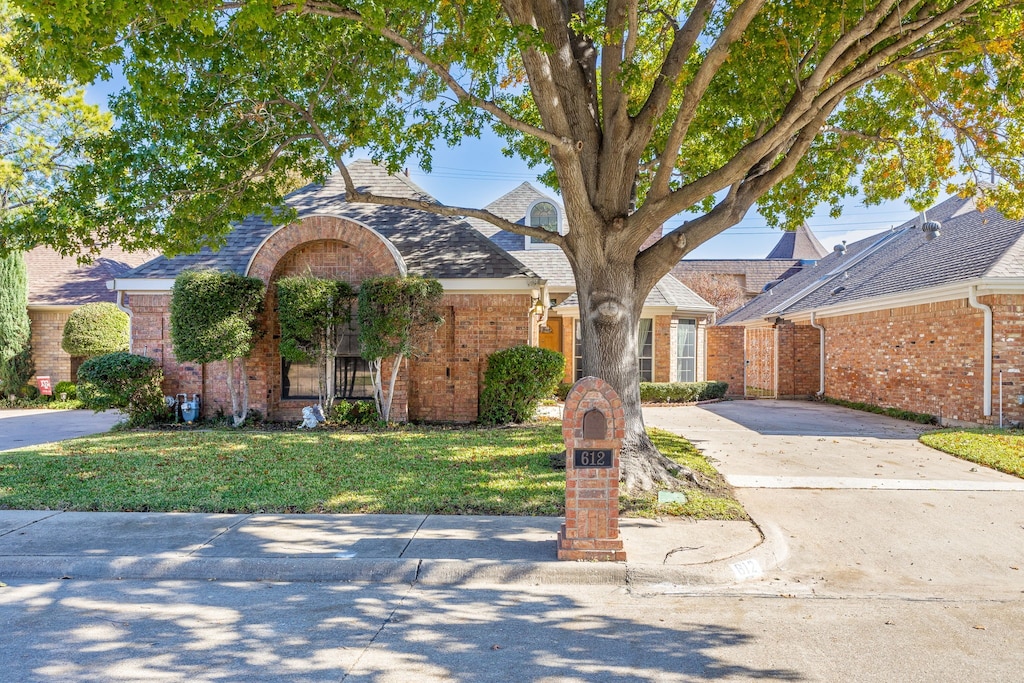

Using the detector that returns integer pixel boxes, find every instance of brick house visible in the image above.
[466,182,717,384]
[23,245,156,384]
[672,222,830,307]
[713,192,1024,426]
[110,161,545,423]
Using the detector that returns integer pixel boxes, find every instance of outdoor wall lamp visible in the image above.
[530,298,546,317]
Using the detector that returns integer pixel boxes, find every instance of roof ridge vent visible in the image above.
[920,211,941,241]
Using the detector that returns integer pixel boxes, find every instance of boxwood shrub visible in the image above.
[77,352,167,426]
[479,345,565,424]
[639,381,729,403]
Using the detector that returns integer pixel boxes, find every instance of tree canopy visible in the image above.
[0,1,110,253]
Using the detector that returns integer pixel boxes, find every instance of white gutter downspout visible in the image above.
[109,281,133,353]
[809,311,825,397]
[968,285,992,417]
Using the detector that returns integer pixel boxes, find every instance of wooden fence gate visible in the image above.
[744,327,778,398]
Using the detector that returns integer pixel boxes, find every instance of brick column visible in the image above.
[557,376,626,561]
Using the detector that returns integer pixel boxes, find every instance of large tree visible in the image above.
[9,1,1024,489]
[0,1,110,251]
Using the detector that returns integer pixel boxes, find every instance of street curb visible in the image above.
[0,524,787,586]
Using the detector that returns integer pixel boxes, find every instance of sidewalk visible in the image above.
[0,510,779,587]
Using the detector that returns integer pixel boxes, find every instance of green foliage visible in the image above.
[276,274,355,409]
[170,270,265,364]
[61,302,129,358]
[0,2,111,255]
[639,381,729,404]
[823,396,938,425]
[53,380,76,399]
[77,352,166,426]
[357,275,444,421]
[0,251,31,395]
[921,428,1024,478]
[277,275,355,363]
[329,399,380,426]
[479,345,565,425]
[0,343,33,398]
[357,276,444,362]
[553,382,573,401]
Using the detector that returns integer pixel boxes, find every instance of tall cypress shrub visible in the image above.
[0,252,33,396]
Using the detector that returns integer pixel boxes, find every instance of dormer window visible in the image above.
[526,199,560,249]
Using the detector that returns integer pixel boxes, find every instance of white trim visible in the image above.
[437,277,541,293]
[968,285,993,417]
[523,198,562,251]
[243,212,408,277]
[730,277,1024,325]
[109,278,177,293]
[553,303,682,317]
[809,312,825,397]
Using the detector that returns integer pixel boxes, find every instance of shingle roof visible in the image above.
[673,259,806,295]
[557,274,716,313]
[765,223,829,259]
[125,160,537,281]
[720,193,1024,325]
[25,245,158,306]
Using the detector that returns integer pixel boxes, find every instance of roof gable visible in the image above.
[124,160,536,282]
[765,223,829,259]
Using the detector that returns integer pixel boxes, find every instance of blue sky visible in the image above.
[85,80,926,260]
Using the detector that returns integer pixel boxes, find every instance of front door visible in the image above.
[539,316,563,354]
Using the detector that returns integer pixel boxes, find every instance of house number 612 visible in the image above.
[572,448,613,468]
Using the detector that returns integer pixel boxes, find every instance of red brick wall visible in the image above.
[991,294,1024,425]
[819,298,995,423]
[28,309,73,383]
[653,315,672,382]
[777,323,821,398]
[706,325,745,396]
[408,293,533,422]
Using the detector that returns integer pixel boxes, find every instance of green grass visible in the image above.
[0,424,745,519]
[920,428,1024,478]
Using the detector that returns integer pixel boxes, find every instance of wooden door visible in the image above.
[539,317,563,354]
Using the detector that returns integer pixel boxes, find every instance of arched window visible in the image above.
[527,199,560,248]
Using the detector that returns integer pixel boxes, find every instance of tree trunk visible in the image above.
[225,357,241,427]
[569,238,700,493]
[238,357,250,426]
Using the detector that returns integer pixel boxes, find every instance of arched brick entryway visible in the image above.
[245,215,408,422]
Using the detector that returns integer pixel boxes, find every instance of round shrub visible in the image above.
[62,303,129,358]
[479,345,565,424]
[53,381,77,399]
[77,352,167,426]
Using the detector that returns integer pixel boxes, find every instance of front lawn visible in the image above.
[920,428,1024,478]
[0,424,744,519]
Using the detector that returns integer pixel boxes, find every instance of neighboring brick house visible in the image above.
[466,182,717,384]
[110,161,541,423]
[673,222,829,309]
[23,245,156,384]
[714,193,1024,426]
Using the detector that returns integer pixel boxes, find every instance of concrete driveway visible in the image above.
[0,409,122,452]
[645,400,1024,599]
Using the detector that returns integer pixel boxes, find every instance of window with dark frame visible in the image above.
[280,319,373,400]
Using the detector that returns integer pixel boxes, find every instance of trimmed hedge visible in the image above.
[554,380,728,403]
[77,352,167,426]
[823,396,938,424]
[53,381,77,399]
[61,302,129,358]
[479,345,565,424]
[640,381,728,403]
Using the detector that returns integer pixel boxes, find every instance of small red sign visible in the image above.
[37,376,52,396]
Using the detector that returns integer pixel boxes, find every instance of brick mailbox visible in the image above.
[557,376,626,562]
